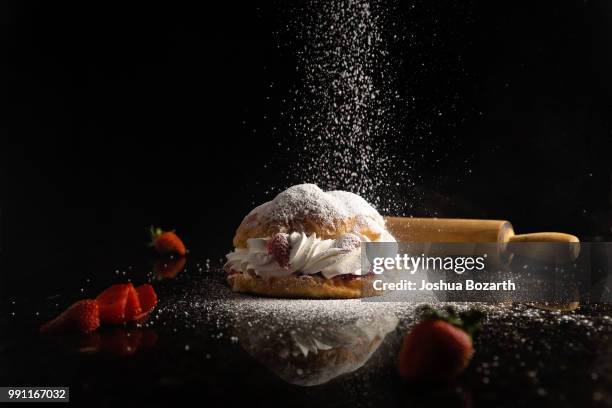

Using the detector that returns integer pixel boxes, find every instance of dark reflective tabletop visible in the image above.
[1,255,612,408]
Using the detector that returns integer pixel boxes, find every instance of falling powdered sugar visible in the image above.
[273,0,418,215]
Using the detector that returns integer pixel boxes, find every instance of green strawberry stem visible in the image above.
[417,305,485,338]
[148,225,163,247]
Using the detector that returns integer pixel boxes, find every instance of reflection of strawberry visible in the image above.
[140,329,158,348]
[135,284,157,318]
[266,233,290,267]
[77,329,158,355]
[154,256,186,280]
[100,328,144,356]
[398,306,484,382]
[40,300,100,334]
[96,284,130,325]
[77,333,102,353]
[150,226,187,256]
[101,328,158,356]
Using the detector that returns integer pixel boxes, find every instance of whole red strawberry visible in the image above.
[267,233,290,268]
[398,306,484,382]
[150,226,187,256]
[40,299,100,334]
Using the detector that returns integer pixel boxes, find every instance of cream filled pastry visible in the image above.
[224,184,396,298]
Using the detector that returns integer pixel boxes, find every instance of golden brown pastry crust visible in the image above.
[226,272,379,299]
[233,214,381,249]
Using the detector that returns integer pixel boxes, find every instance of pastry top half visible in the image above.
[233,184,390,248]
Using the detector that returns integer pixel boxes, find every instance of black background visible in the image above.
[2,0,611,298]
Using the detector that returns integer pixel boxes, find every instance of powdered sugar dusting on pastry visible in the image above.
[258,184,385,235]
[263,184,348,225]
[327,190,385,234]
[333,233,361,251]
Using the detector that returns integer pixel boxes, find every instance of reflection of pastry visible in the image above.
[234,311,398,386]
[224,184,396,298]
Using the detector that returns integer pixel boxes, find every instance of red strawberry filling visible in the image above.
[266,233,291,268]
[333,271,374,281]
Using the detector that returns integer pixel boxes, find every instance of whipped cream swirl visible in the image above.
[225,231,395,279]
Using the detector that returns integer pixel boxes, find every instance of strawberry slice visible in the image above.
[40,299,100,334]
[135,284,157,318]
[96,284,130,325]
[125,284,142,321]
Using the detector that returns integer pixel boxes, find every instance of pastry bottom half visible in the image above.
[227,271,378,299]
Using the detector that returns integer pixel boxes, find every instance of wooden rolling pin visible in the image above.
[384,217,580,261]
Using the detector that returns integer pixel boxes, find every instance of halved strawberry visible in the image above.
[125,284,142,321]
[40,299,100,334]
[135,284,157,318]
[96,284,130,325]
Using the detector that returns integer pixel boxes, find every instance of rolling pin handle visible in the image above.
[507,233,581,262]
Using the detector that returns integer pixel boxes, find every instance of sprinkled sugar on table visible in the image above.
[2,260,612,408]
